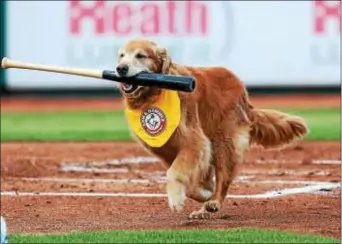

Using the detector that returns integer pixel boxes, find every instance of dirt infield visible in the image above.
[1,141,341,239]
[1,94,340,112]
[0,94,341,239]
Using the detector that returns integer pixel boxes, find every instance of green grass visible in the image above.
[278,108,340,141]
[8,228,339,243]
[0,110,131,142]
[1,108,340,142]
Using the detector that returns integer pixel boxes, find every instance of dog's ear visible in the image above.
[157,47,172,73]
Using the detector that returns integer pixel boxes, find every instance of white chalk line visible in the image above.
[60,156,161,173]
[255,159,341,165]
[60,165,129,174]
[243,169,332,176]
[3,156,340,199]
[62,157,341,168]
[59,157,340,176]
[21,177,165,184]
[1,182,340,199]
[19,177,340,186]
[60,165,333,177]
[19,176,252,184]
[59,165,166,177]
[61,156,159,168]
[240,179,340,185]
[311,160,341,165]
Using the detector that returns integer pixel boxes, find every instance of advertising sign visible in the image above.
[6,1,340,89]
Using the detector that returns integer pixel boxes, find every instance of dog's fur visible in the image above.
[116,39,309,219]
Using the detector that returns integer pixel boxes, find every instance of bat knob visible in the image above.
[1,57,9,69]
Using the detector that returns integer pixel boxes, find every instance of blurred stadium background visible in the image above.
[0,0,340,96]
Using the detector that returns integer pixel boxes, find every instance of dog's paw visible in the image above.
[166,180,186,213]
[189,209,211,219]
[204,199,221,213]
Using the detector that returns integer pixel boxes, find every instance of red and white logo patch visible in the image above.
[140,107,166,136]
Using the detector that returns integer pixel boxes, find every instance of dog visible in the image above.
[115,39,309,219]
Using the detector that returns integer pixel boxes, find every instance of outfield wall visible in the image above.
[1,1,340,92]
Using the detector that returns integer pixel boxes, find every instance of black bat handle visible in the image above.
[102,71,196,92]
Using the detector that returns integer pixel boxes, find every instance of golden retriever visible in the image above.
[115,39,309,219]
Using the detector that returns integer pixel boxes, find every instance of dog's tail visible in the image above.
[248,107,309,149]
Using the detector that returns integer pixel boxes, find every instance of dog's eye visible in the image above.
[119,53,124,58]
[136,53,147,59]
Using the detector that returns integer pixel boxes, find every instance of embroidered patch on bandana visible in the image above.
[140,107,166,136]
[125,90,181,148]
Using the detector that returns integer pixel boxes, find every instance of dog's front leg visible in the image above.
[166,128,211,213]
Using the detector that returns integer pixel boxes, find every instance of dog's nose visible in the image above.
[116,64,129,76]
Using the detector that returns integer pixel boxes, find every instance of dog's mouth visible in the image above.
[119,69,151,94]
[122,83,139,94]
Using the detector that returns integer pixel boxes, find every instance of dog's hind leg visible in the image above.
[189,126,249,219]
[186,165,214,202]
[166,127,212,213]
[187,165,214,219]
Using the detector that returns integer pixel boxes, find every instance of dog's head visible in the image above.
[116,39,171,95]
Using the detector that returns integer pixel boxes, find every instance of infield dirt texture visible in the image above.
[0,94,340,240]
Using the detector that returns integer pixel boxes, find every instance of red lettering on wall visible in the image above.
[186,1,207,35]
[112,4,132,35]
[140,3,160,35]
[68,1,209,36]
[166,1,177,34]
[314,1,340,34]
[69,0,106,34]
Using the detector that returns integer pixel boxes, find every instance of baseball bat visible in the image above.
[1,57,196,92]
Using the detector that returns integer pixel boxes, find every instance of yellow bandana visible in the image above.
[125,90,181,148]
